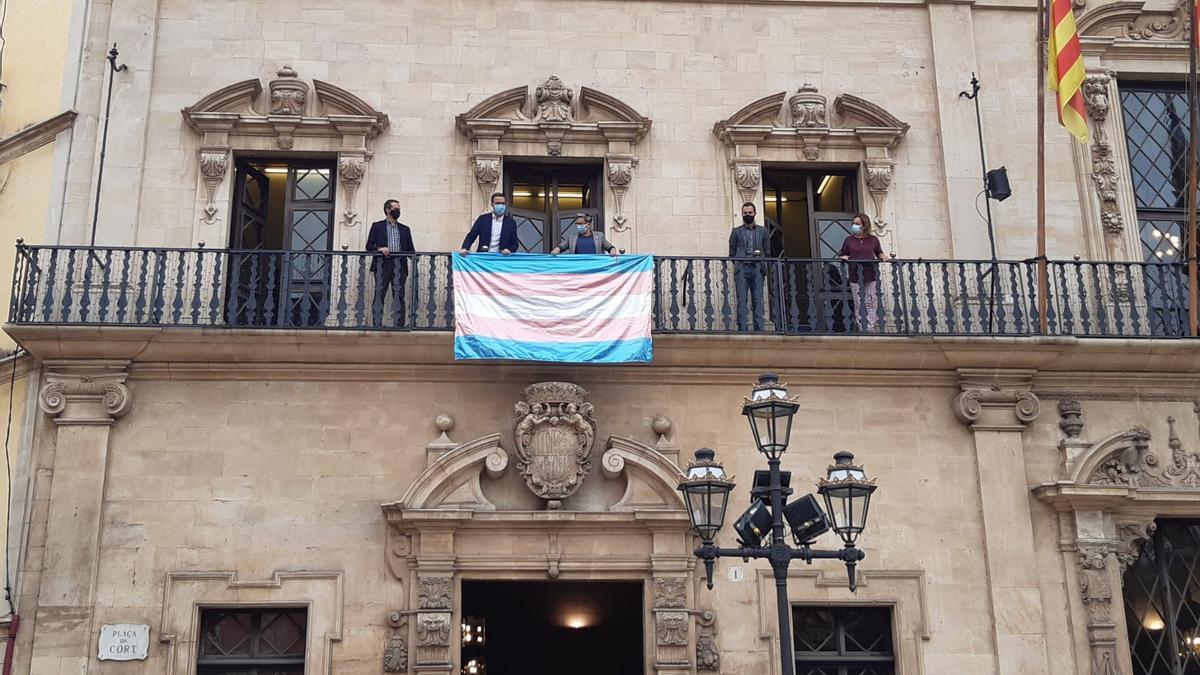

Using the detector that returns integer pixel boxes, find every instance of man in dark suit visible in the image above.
[366,199,415,325]
[459,192,518,255]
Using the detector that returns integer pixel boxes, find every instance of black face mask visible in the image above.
[742,214,755,225]
[388,208,401,219]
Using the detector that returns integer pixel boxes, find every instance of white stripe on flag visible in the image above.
[455,292,653,322]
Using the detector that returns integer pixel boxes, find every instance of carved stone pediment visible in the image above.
[713,84,909,239]
[513,382,597,508]
[1085,417,1200,488]
[713,85,909,151]
[182,66,389,145]
[455,76,651,149]
[1078,0,1192,41]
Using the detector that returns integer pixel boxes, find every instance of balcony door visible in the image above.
[504,162,603,253]
[228,158,336,326]
[763,168,859,332]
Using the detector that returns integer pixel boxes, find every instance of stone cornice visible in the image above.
[11,327,1200,386]
[0,111,77,166]
[37,362,132,425]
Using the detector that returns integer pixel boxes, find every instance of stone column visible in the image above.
[953,371,1051,675]
[29,366,132,674]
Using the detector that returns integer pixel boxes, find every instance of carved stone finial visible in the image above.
[652,415,672,440]
[513,382,597,509]
[789,83,828,129]
[436,414,454,434]
[269,67,308,115]
[39,372,133,424]
[1058,398,1084,438]
[535,75,574,123]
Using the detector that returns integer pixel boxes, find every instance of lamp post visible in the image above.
[678,373,878,675]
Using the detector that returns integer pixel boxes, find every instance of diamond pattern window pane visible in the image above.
[292,168,331,201]
[198,608,307,675]
[1121,87,1191,210]
[290,211,330,252]
[794,606,895,675]
[1122,520,1200,675]
[1140,218,1187,263]
[816,216,855,260]
[516,216,544,252]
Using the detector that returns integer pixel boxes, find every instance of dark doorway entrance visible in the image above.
[504,162,604,253]
[460,580,643,675]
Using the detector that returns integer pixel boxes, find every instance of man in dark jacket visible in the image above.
[366,199,415,325]
[728,201,771,331]
[459,192,519,254]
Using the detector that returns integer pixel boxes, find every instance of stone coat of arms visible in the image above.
[513,382,596,508]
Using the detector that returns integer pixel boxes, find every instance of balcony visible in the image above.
[6,244,1195,339]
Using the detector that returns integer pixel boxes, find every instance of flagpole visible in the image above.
[1187,0,1199,337]
[1037,0,1049,334]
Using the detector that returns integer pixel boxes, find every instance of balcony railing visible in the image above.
[7,244,1195,338]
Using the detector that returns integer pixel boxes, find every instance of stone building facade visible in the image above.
[2,0,1200,675]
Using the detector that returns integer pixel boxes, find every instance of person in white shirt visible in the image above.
[459,192,517,255]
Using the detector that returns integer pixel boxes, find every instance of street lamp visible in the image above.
[678,373,879,675]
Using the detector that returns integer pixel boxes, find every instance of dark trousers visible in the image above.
[735,264,764,331]
[373,258,408,326]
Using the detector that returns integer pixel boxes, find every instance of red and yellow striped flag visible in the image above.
[1047,0,1089,143]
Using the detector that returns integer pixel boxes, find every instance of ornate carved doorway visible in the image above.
[460,580,643,674]
[381,382,710,675]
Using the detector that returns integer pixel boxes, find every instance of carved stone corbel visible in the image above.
[269,65,307,115]
[383,610,408,673]
[864,160,894,234]
[606,155,638,233]
[337,153,366,228]
[39,371,134,425]
[1114,518,1156,568]
[473,153,502,202]
[953,386,1041,431]
[731,161,762,206]
[1076,544,1121,675]
[198,149,229,226]
[695,610,720,671]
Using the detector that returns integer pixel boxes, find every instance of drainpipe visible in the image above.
[2,614,20,675]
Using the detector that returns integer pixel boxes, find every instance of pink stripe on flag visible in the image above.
[456,313,651,343]
[454,270,652,297]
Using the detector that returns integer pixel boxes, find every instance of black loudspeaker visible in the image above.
[750,469,791,503]
[733,500,773,547]
[986,166,1011,202]
[784,494,831,544]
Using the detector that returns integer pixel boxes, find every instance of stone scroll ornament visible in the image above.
[513,382,597,509]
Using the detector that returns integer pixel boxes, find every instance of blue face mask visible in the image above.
[577,224,587,234]
[850,223,863,235]
[493,204,506,216]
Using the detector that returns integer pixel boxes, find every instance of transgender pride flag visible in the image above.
[452,254,653,363]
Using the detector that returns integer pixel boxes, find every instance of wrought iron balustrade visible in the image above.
[7,244,1193,338]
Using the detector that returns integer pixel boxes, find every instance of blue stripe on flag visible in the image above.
[454,334,653,364]
[451,252,653,275]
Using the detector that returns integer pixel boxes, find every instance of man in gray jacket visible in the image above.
[552,214,618,256]
[728,201,771,331]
